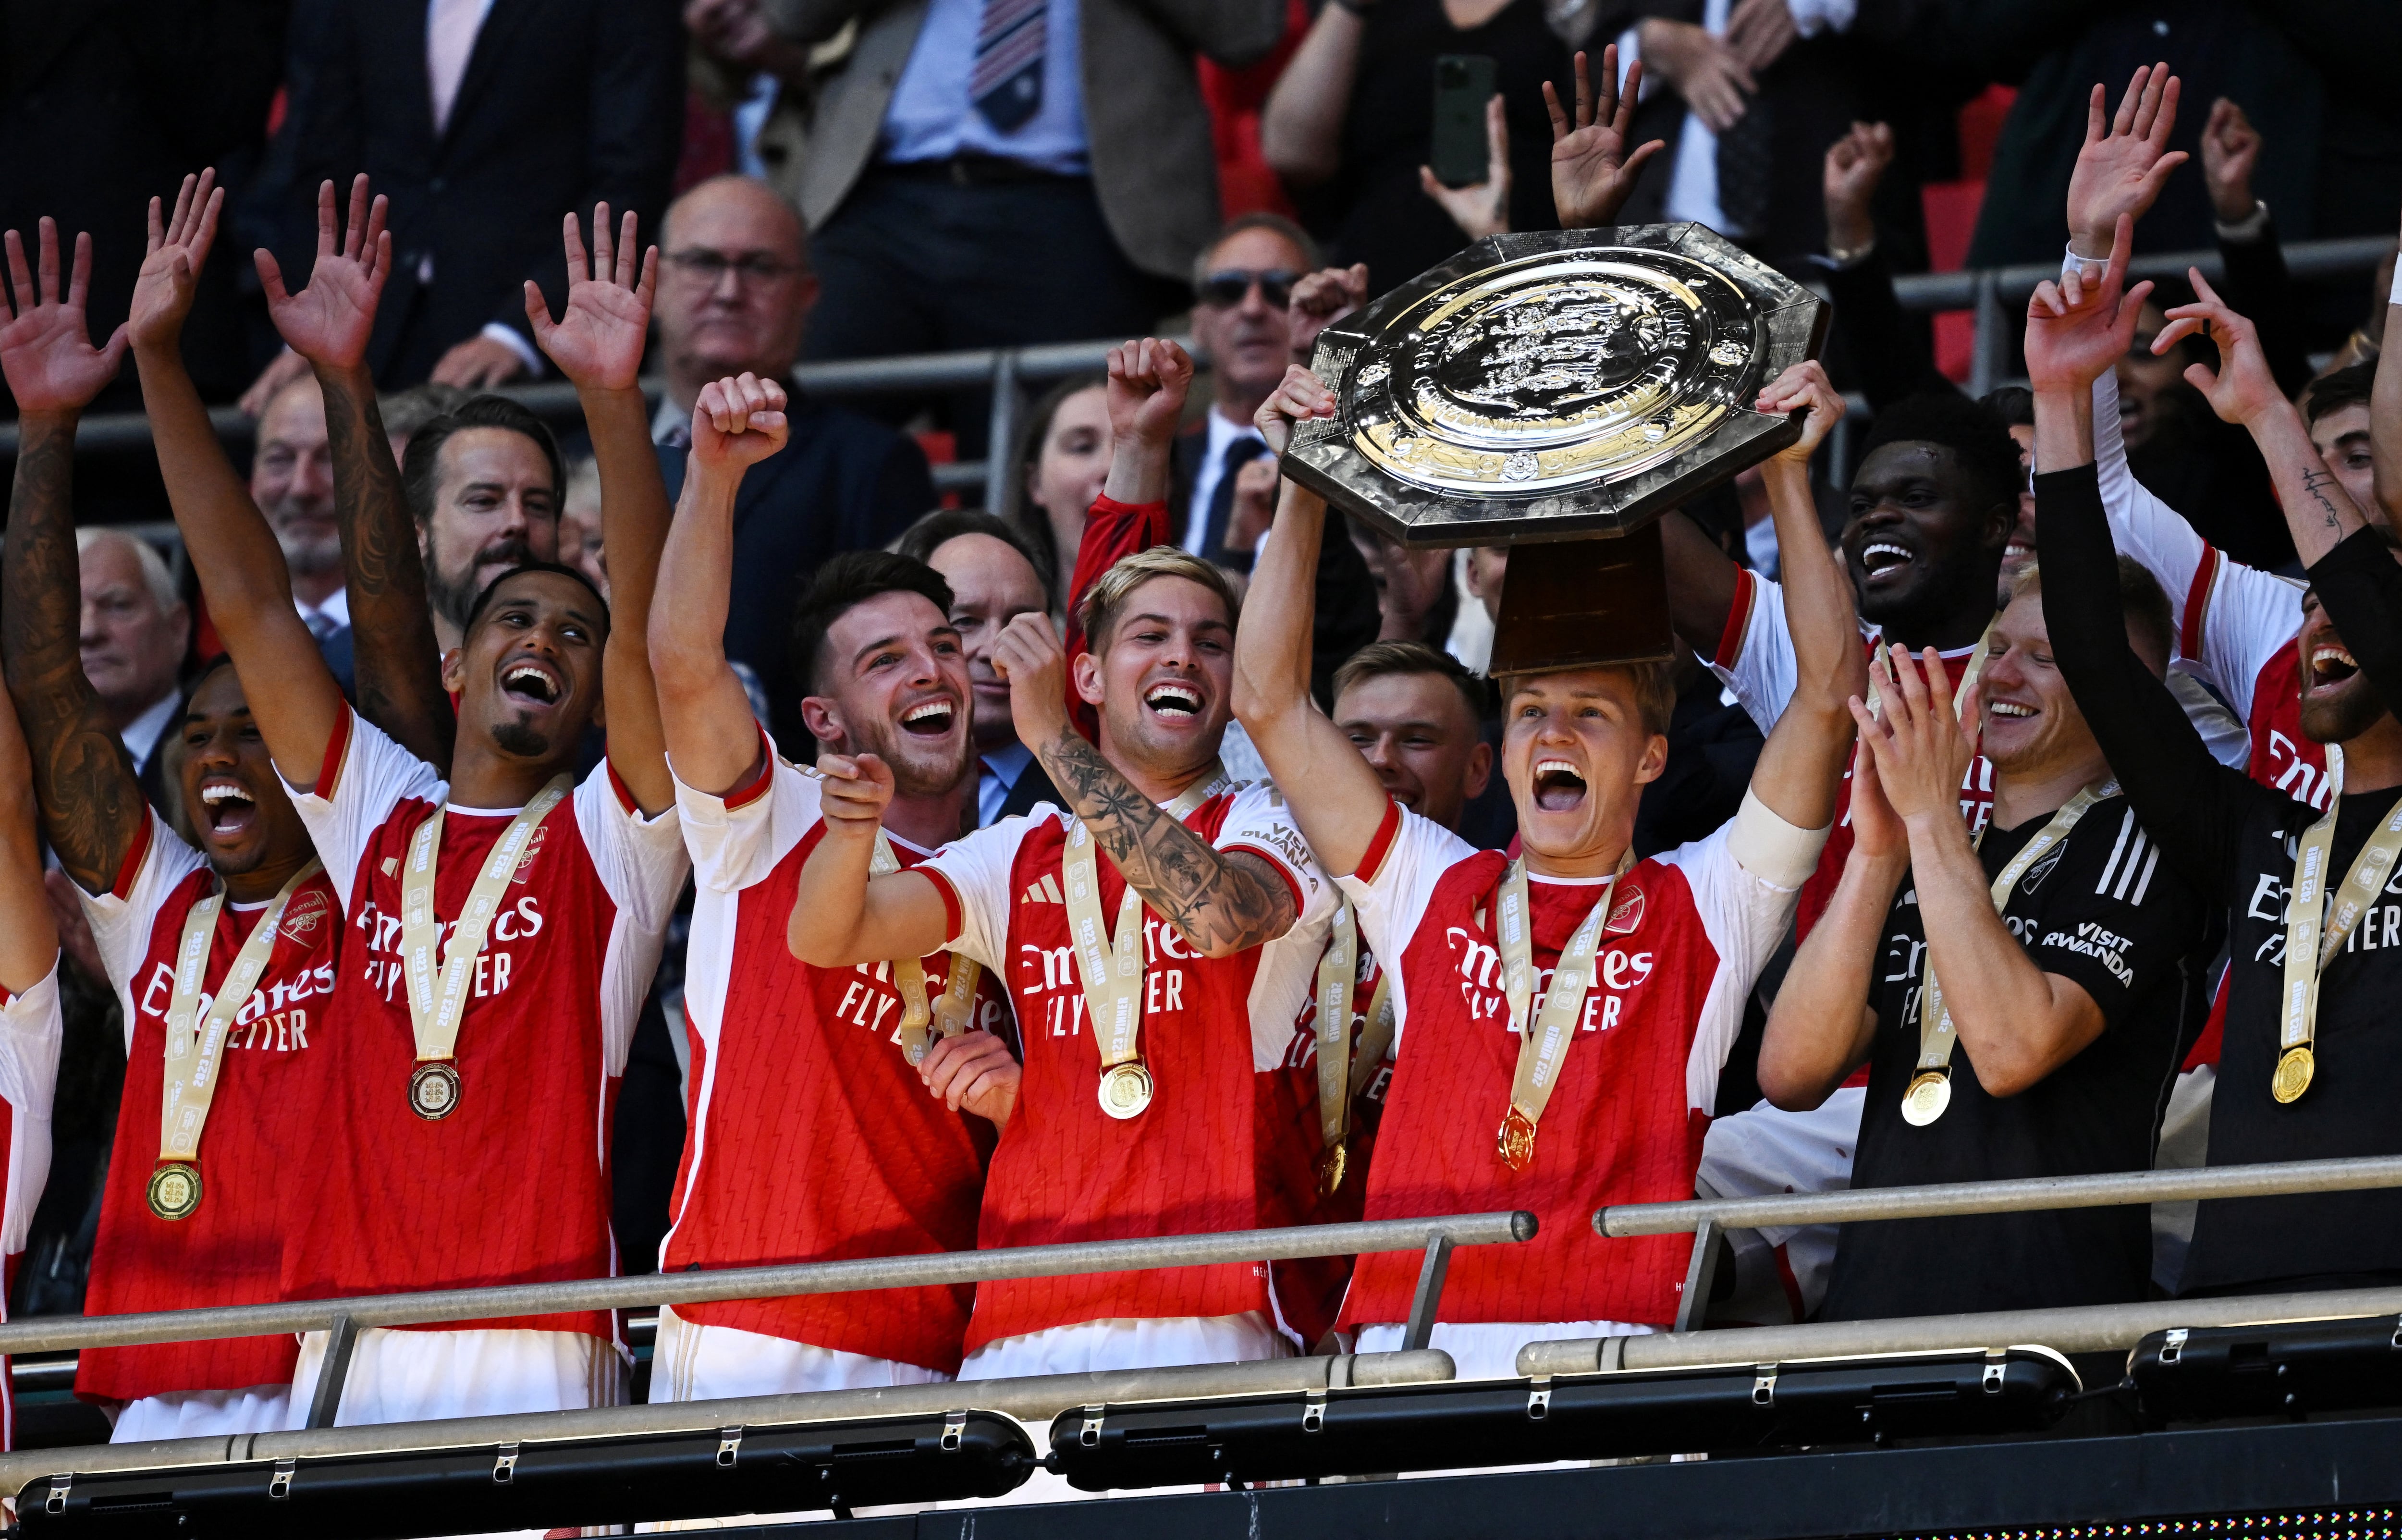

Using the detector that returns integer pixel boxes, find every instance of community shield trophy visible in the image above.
[1281,224,1829,672]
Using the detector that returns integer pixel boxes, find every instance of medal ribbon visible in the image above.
[159,861,323,1163]
[1495,849,1633,1166]
[1912,780,2115,1089]
[2280,745,2402,1079]
[399,778,571,1067]
[1865,619,1996,721]
[1311,898,1397,1181]
[869,829,982,1063]
[1059,760,1230,1079]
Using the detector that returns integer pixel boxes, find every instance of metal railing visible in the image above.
[1602,1153,2402,1334]
[6,231,2388,501]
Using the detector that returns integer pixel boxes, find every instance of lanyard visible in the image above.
[1902,780,2114,1126]
[870,829,982,1064]
[1311,897,1395,1195]
[2276,744,2402,1102]
[1493,850,1632,1170]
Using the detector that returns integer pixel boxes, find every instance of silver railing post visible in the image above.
[1968,267,2004,399]
[1400,1234,1456,1352]
[1671,1216,1722,1333]
[304,1313,360,1430]
[983,350,1020,514]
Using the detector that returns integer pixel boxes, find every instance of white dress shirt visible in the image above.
[1181,408,1263,558]
[882,0,1091,173]
[118,690,182,778]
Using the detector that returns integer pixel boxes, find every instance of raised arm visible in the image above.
[0,219,145,896]
[0,674,59,997]
[1545,46,1663,231]
[255,176,453,768]
[525,208,674,814]
[1058,339,1186,742]
[1741,361,1863,834]
[1232,367,1390,877]
[787,755,955,967]
[126,172,345,789]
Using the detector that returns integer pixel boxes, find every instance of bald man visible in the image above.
[651,174,935,752]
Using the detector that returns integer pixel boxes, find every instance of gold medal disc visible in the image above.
[1316,1140,1348,1198]
[1496,1107,1538,1171]
[147,1162,202,1222]
[2272,1046,2316,1105]
[1097,1062,1154,1120]
[410,1061,463,1121]
[1900,1071,1952,1127]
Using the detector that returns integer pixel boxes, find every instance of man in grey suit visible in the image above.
[788,0,1286,450]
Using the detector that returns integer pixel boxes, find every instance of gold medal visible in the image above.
[1900,1070,1952,1127]
[409,1061,463,1121]
[2272,1045,2316,1105]
[1316,1139,1348,1198]
[1097,1061,1153,1120]
[147,1162,202,1222]
[1496,1107,1538,1171]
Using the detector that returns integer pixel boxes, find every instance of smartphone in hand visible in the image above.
[1431,55,1500,188]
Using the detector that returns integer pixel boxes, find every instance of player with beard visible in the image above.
[2033,216,2402,1298]
[0,672,61,1452]
[406,395,566,657]
[3,206,346,1441]
[790,338,1335,1391]
[130,181,688,1425]
[1230,359,1857,1379]
[646,385,1018,1398]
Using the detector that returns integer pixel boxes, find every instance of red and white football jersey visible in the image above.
[279,708,686,1343]
[0,960,61,1448]
[661,739,1007,1376]
[1334,796,1813,1334]
[73,812,339,1407]
[917,780,1334,1353]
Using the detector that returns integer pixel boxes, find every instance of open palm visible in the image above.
[1548,46,1665,230]
[258,176,389,372]
[527,206,655,391]
[124,170,224,356]
[2064,62,2185,250]
[2024,215,2151,394]
[0,220,127,415]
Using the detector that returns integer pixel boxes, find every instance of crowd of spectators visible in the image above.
[2,0,2402,1463]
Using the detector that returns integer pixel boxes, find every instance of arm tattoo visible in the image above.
[1035,727,1298,955]
[1,418,146,892]
[2299,465,2347,532]
[321,370,454,768]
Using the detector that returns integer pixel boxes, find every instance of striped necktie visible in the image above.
[969,0,1047,132]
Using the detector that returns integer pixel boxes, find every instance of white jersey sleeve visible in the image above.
[0,959,62,1258]
[573,761,689,938]
[670,733,822,895]
[1704,568,1802,735]
[918,814,1047,976]
[2093,369,2301,718]
[1668,789,1826,1113]
[1217,780,1340,1072]
[1336,799,1478,1053]
[281,707,446,915]
[73,810,207,1038]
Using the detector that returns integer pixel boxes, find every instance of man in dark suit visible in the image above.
[653,176,936,754]
[250,0,682,400]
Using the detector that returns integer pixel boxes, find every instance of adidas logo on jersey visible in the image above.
[1020,874,1065,906]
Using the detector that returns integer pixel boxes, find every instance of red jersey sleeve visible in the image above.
[1060,494,1171,743]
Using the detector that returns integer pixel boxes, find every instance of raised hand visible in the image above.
[528,205,658,392]
[1546,46,1665,230]
[1843,737,1906,863]
[1756,358,1845,463]
[990,611,1072,749]
[0,220,128,416]
[1420,94,1512,242]
[1287,263,1369,365]
[2199,97,2261,225]
[255,176,390,374]
[1103,336,1194,451]
[2024,212,2155,393]
[2065,62,2185,257]
[125,170,224,355]
[2153,268,2285,428]
[690,371,790,473]
[1253,364,1337,456]
[1849,645,1976,826]
[815,751,894,831]
[1822,121,1893,257]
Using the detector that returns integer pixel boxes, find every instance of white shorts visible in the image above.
[1351,1320,1653,1383]
[1695,1089,1862,1324]
[645,1306,952,1403]
[110,1384,293,1443]
[287,1326,625,1429]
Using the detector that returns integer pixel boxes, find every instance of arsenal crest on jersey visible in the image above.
[279,886,332,945]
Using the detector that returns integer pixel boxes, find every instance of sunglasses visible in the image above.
[1198,268,1299,308]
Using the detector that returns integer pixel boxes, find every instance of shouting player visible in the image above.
[130,178,687,1425]
[1232,360,1861,1379]
[645,375,1016,1401]
[789,338,1335,1382]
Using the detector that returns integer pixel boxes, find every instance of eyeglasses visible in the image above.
[663,249,806,286]
[1197,268,1299,309]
